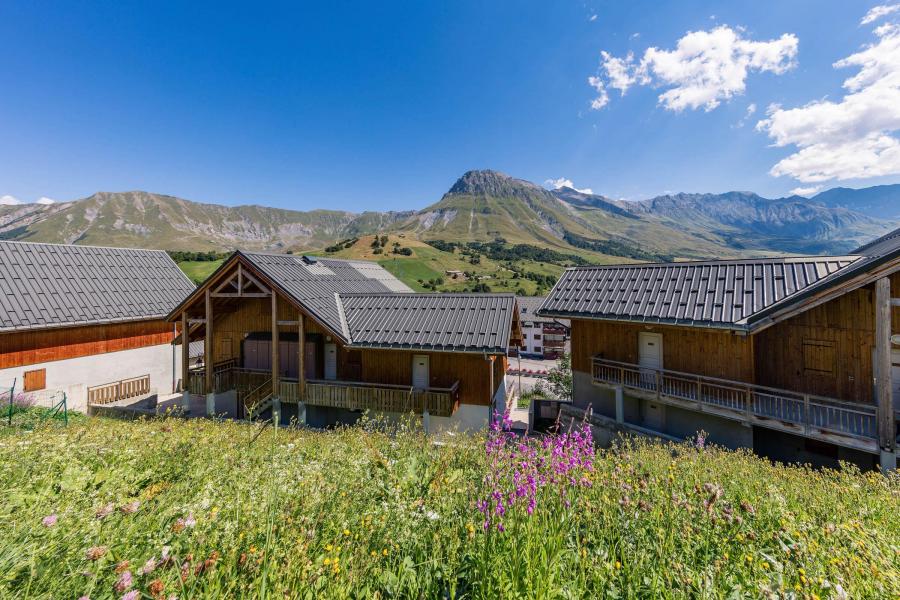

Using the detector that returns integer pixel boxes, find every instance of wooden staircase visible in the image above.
[242,378,273,421]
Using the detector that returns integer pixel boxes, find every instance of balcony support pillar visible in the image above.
[875,277,895,472]
[614,386,624,424]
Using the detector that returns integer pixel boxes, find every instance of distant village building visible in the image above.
[169,252,521,432]
[540,228,900,471]
[514,296,570,359]
[0,241,195,412]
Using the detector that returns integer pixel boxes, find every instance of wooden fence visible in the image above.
[87,374,151,405]
[303,379,460,417]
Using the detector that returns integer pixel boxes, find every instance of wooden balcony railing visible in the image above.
[188,366,269,397]
[87,374,151,405]
[186,366,462,418]
[292,379,461,417]
[591,357,887,450]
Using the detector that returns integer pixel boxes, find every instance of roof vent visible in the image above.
[301,256,317,265]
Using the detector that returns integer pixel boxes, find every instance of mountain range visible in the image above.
[1,170,897,261]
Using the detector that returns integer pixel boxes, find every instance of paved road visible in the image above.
[507,356,560,393]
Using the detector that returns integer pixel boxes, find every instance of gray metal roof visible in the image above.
[239,252,413,338]
[338,293,516,353]
[538,255,861,330]
[0,241,195,332]
[517,296,569,327]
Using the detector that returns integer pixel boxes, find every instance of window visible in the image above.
[534,346,542,353]
[24,369,46,392]
[534,335,541,341]
[802,339,835,374]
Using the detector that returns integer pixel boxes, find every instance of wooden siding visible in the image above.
[754,273,900,403]
[195,290,502,407]
[0,320,174,369]
[570,272,900,405]
[570,319,754,382]
[359,349,499,406]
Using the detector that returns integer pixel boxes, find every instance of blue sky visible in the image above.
[2,1,899,211]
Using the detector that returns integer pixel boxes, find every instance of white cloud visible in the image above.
[35,197,56,205]
[757,19,900,183]
[587,75,609,109]
[861,4,900,25]
[0,195,22,206]
[789,185,822,197]
[589,14,598,22]
[735,102,758,127]
[588,25,798,112]
[545,177,593,195]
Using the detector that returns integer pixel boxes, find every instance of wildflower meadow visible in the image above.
[0,414,897,599]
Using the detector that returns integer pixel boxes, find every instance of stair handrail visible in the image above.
[244,378,273,420]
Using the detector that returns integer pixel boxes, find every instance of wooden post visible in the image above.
[271,291,280,407]
[298,315,306,398]
[181,311,189,393]
[205,288,214,416]
[875,278,895,470]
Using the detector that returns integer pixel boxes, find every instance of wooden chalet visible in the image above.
[168,252,521,431]
[0,241,196,412]
[539,228,900,471]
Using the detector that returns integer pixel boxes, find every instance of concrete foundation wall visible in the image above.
[753,428,877,471]
[0,343,180,413]
[573,369,753,450]
[302,402,490,434]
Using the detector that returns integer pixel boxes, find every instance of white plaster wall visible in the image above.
[430,403,490,434]
[0,343,181,414]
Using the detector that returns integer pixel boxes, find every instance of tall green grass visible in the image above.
[0,416,897,599]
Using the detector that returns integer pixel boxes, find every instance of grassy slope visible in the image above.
[325,235,565,294]
[1,416,897,598]
[178,260,225,284]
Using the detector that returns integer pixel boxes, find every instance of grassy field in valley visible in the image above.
[1,415,898,599]
[177,260,224,285]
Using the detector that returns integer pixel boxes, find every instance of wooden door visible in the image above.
[412,355,430,390]
[638,332,665,429]
[304,341,318,380]
[324,343,337,381]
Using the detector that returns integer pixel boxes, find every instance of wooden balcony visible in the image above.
[280,378,460,417]
[189,367,461,418]
[188,365,268,397]
[591,357,895,453]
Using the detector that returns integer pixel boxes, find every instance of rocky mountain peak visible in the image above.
[447,169,544,198]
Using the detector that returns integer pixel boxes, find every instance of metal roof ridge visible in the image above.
[0,239,172,254]
[334,292,352,342]
[560,254,865,271]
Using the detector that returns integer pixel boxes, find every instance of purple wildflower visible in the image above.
[114,570,133,593]
[42,514,58,527]
[120,501,140,515]
[120,591,140,600]
[95,503,115,519]
[139,556,158,575]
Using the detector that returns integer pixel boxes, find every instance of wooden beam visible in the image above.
[892,298,900,307]
[181,310,189,393]
[875,277,894,452]
[205,288,213,394]
[298,315,306,399]
[272,291,279,398]
[277,320,300,326]
[210,292,270,298]
[188,318,207,325]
